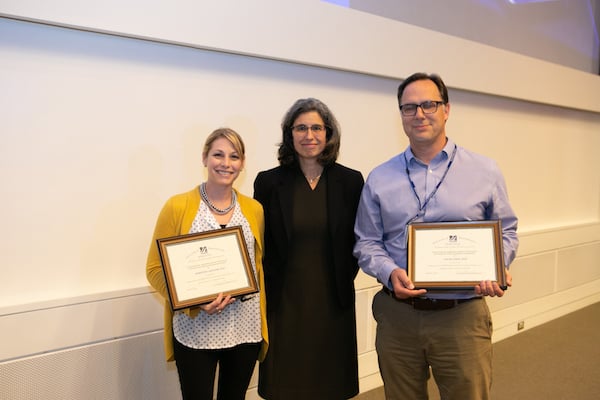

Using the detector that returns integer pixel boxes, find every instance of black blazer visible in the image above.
[253,163,364,310]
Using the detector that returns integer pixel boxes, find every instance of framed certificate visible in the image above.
[407,220,506,290]
[157,226,258,310]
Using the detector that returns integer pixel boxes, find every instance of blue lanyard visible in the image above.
[404,144,457,217]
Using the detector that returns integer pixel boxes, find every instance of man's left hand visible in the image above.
[474,268,512,297]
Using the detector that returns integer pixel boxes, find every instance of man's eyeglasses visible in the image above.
[292,124,325,133]
[399,101,445,117]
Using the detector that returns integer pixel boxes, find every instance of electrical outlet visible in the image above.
[517,320,525,331]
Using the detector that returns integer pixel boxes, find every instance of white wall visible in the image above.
[348,0,600,74]
[1,0,599,111]
[1,0,600,398]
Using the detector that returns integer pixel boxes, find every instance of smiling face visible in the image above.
[291,111,327,162]
[400,79,450,149]
[202,137,244,186]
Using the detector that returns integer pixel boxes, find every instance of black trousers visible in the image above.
[173,337,261,400]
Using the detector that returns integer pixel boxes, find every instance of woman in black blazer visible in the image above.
[254,98,364,400]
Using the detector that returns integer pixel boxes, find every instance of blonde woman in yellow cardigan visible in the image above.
[146,128,268,400]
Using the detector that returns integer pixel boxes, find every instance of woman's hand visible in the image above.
[200,293,236,315]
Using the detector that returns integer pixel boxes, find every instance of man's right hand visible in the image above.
[390,268,427,299]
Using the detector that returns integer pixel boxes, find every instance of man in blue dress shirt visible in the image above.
[353,72,519,400]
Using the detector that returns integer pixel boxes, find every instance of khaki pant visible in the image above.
[373,290,493,400]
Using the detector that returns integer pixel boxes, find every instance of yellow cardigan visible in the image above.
[146,187,268,362]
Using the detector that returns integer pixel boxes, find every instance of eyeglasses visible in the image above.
[292,124,325,133]
[399,101,444,117]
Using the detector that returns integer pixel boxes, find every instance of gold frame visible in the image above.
[407,220,506,290]
[157,226,258,310]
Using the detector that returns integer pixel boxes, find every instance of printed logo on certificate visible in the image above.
[157,226,258,310]
[407,220,507,290]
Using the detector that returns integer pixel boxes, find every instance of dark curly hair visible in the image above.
[277,98,340,167]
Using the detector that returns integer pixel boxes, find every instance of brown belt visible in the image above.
[381,286,480,310]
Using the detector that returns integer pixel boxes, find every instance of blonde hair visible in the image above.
[202,127,246,161]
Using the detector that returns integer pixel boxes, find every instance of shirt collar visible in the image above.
[405,137,456,165]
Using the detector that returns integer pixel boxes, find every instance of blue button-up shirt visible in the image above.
[353,138,518,296]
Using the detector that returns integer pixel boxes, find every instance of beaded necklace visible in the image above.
[199,182,236,215]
